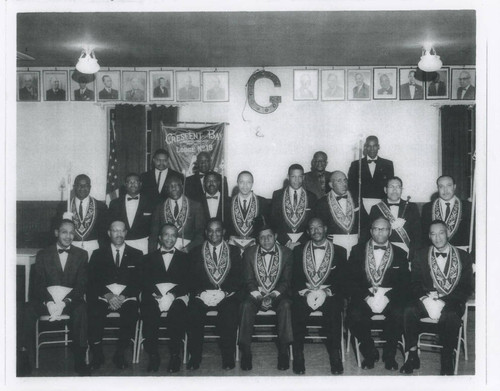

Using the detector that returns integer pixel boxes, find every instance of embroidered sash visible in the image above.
[231,193,259,238]
[163,196,189,231]
[71,197,97,241]
[254,246,282,294]
[203,241,231,288]
[428,246,462,296]
[364,240,394,288]
[431,198,462,239]
[327,191,355,234]
[303,240,334,289]
[282,189,307,232]
[376,201,411,248]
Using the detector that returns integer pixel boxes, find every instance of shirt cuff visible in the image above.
[250,291,261,299]
[272,290,280,297]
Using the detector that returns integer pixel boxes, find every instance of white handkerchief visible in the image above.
[157,294,174,312]
[307,289,327,310]
[174,238,191,250]
[47,286,72,303]
[106,283,126,296]
[156,282,178,296]
[200,290,225,307]
[423,297,445,320]
[368,287,392,313]
[230,237,255,250]
[287,233,303,243]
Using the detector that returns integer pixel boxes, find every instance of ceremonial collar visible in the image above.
[288,186,304,198]
[439,196,457,209]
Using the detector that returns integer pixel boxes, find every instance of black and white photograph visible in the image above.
[96,70,121,101]
[294,69,319,100]
[150,70,174,101]
[347,69,371,100]
[425,68,449,99]
[373,68,397,100]
[321,69,345,101]
[17,71,40,102]
[202,71,229,102]
[70,71,96,102]
[43,70,68,101]
[122,71,147,102]
[451,68,476,100]
[176,70,201,102]
[399,68,425,100]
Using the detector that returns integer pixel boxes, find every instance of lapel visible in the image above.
[64,246,79,280]
[120,245,130,268]
[50,245,64,277]
[119,196,131,230]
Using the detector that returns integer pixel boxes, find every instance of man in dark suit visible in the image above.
[400,70,424,100]
[291,217,347,375]
[98,74,119,100]
[87,221,142,370]
[46,78,66,101]
[199,171,230,225]
[353,72,370,99]
[456,71,475,100]
[184,152,228,203]
[140,148,184,206]
[140,223,189,373]
[153,77,170,98]
[303,151,332,199]
[346,217,410,371]
[109,173,153,255]
[18,75,38,101]
[427,73,447,97]
[238,222,293,371]
[271,164,317,249]
[74,76,95,101]
[400,220,472,375]
[149,175,205,253]
[186,219,243,370]
[421,175,472,250]
[125,78,145,102]
[18,219,90,376]
[377,73,394,96]
[369,177,421,261]
[348,135,395,213]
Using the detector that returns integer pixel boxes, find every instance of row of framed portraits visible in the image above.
[293,67,476,101]
[16,70,229,103]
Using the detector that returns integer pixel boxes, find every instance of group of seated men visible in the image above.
[17,136,473,377]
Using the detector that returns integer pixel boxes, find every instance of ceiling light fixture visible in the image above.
[418,44,443,73]
[75,45,100,74]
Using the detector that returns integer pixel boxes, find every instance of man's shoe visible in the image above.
[361,347,378,369]
[147,353,160,372]
[221,352,235,370]
[112,350,128,369]
[168,354,182,373]
[384,357,399,371]
[240,345,252,370]
[277,349,290,370]
[187,356,200,370]
[440,350,454,376]
[17,350,32,376]
[400,350,420,374]
[90,345,104,370]
[74,360,91,376]
[292,346,305,374]
[329,349,343,375]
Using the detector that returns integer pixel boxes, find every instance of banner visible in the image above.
[161,123,225,176]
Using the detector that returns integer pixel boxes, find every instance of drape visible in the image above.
[151,104,178,153]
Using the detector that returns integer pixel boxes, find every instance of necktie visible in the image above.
[207,195,218,200]
[435,252,447,258]
[157,171,162,193]
[313,246,326,250]
[374,245,387,250]
[115,249,120,267]
[174,200,180,218]
[367,159,376,164]
[293,190,298,207]
[336,195,347,201]
[161,250,174,255]
[261,251,276,257]
[445,202,451,221]
[79,201,84,220]
[213,246,218,264]
[127,196,139,201]
[58,248,69,254]
[243,199,247,213]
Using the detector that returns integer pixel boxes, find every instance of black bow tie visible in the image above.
[435,252,448,258]
[336,195,347,201]
[58,248,69,254]
[374,245,387,251]
[161,250,175,255]
[313,246,326,250]
[206,195,218,200]
[127,196,139,201]
[367,159,376,164]
[261,250,275,256]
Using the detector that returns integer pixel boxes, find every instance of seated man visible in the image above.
[87,220,142,370]
[186,219,243,370]
[200,171,230,225]
[291,217,347,375]
[140,223,189,373]
[18,219,90,376]
[346,217,410,370]
[238,220,293,371]
[400,220,473,375]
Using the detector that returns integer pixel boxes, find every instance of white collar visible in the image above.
[439,196,456,207]
[111,244,124,252]
[238,192,252,201]
[206,191,221,198]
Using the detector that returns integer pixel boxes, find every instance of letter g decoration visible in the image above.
[247,70,281,114]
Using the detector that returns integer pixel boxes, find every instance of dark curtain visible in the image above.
[440,105,475,200]
[151,104,179,153]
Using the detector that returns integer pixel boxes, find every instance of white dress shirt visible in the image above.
[367,155,378,177]
[439,197,456,220]
[331,190,348,213]
[433,246,450,274]
[373,241,389,269]
[312,243,326,272]
[209,242,223,263]
[460,85,470,99]
[168,198,182,216]
[156,168,168,192]
[75,196,90,219]
[206,191,220,218]
[409,84,416,99]
[125,194,140,227]
[388,199,401,218]
[238,193,252,210]
[111,244,125,267]
[56,245,70,271]
[288,187,304,207]
[161,247,175,271]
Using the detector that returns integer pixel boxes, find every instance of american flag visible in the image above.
[105,115,119,205]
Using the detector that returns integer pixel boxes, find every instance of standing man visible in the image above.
[353,73,370,99]
[18,219,89,376]
[421,175,472,250]
[74,76,95,101]
[304,151,332,199]
[98,74,119,100]
[140,224,189,373]
[87,221,142,370]
[140,148,184,205]
[456,71,475,100]
[370,177,421,261]
[346,217,410,371]
[400,220,472,375]
[348,135,395,214]
[200,171,230,225]
[400,70,424,100]
[238,222,293,371]
[271,164,317,249]
[108,173,153,255]
[314,171,368,257]
[291,217,347,375]
[184,152,228,203]
[186,219,243,370]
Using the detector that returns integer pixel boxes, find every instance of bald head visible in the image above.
[329,171,348,195]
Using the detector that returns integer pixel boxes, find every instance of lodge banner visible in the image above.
[161,123,225,176]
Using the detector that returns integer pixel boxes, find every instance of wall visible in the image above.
[17,66,453,202]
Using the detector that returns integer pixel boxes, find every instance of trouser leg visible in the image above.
[347,298,374,356]
[238,297,258,347]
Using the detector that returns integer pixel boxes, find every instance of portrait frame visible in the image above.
[202,71,230,103]
[149,70,174,101]
[69,70,96,102]
[293,69,319,101]
[425,68,450,100]
[42,70,68,102]
[373,68,397,100]
[96,70,122,101]
[122,71,148,103]
[347,69,372,101]
[176,70,201,102]
[399,68,425,101]
[17,71,40,102]
[451,68,476,100]
[321,69,345,101]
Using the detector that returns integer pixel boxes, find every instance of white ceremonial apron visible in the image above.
[72,239,99,258]
[125,237,148,255]
[174,238,191,251]
[362,198,381,214]
[288,232,304,243]
[328,234,358,257]
[229,236,256,255]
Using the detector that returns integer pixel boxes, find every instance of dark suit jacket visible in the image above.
[304,170,332,199]
[19,87,38,101]
[410,247,472,306]
[226,194,271,238]
[184,172,229,203]
[377,86,393,95]
[125,89,145,101]
[427,81,447,96]
[200,194,231,226]
[87,244,142,302]
[400,83,424,100]
[46,89,66,101]
[99,88,119,100]
[108,194,154,240]
[153,86,170,98]
[139,168,184,206]
[74,88,95,101]
[348,156,394,200]
[242,244,293,296]
[270,188,317,245]
[32,244,88,304]
[353,83,370,99]
[457,85,475,100]
[346,242,410,305]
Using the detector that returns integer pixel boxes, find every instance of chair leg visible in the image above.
[341,315,346,362]
[354,336,361,368]
[35,319,39,369]
[454,324,463,375]
[183,333,188,364]
[235,328,239,362]
[136,320,143,364]
[463,307,469,361]
[132,320,139,364]
[347,329,351,353]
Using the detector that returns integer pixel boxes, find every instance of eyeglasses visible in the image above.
[387,185,402,190]
[372,227,390,232]
[458,77,470,81]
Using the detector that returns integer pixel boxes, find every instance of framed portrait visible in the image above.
[425,68,450,100]
[122,71,147,103]
[451,68,476,100]
[399,68,425,100]
[96,71,121,101]
[202,71,229,102]
[150,70,174,101]
[69,71,96,102]
[321,70,345,101]
[373,68,397,100]
[43,70,68,101]
[347,69,371,100]
[176,70,201,102]
[17,71,40,102]
[294,69,319,101]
